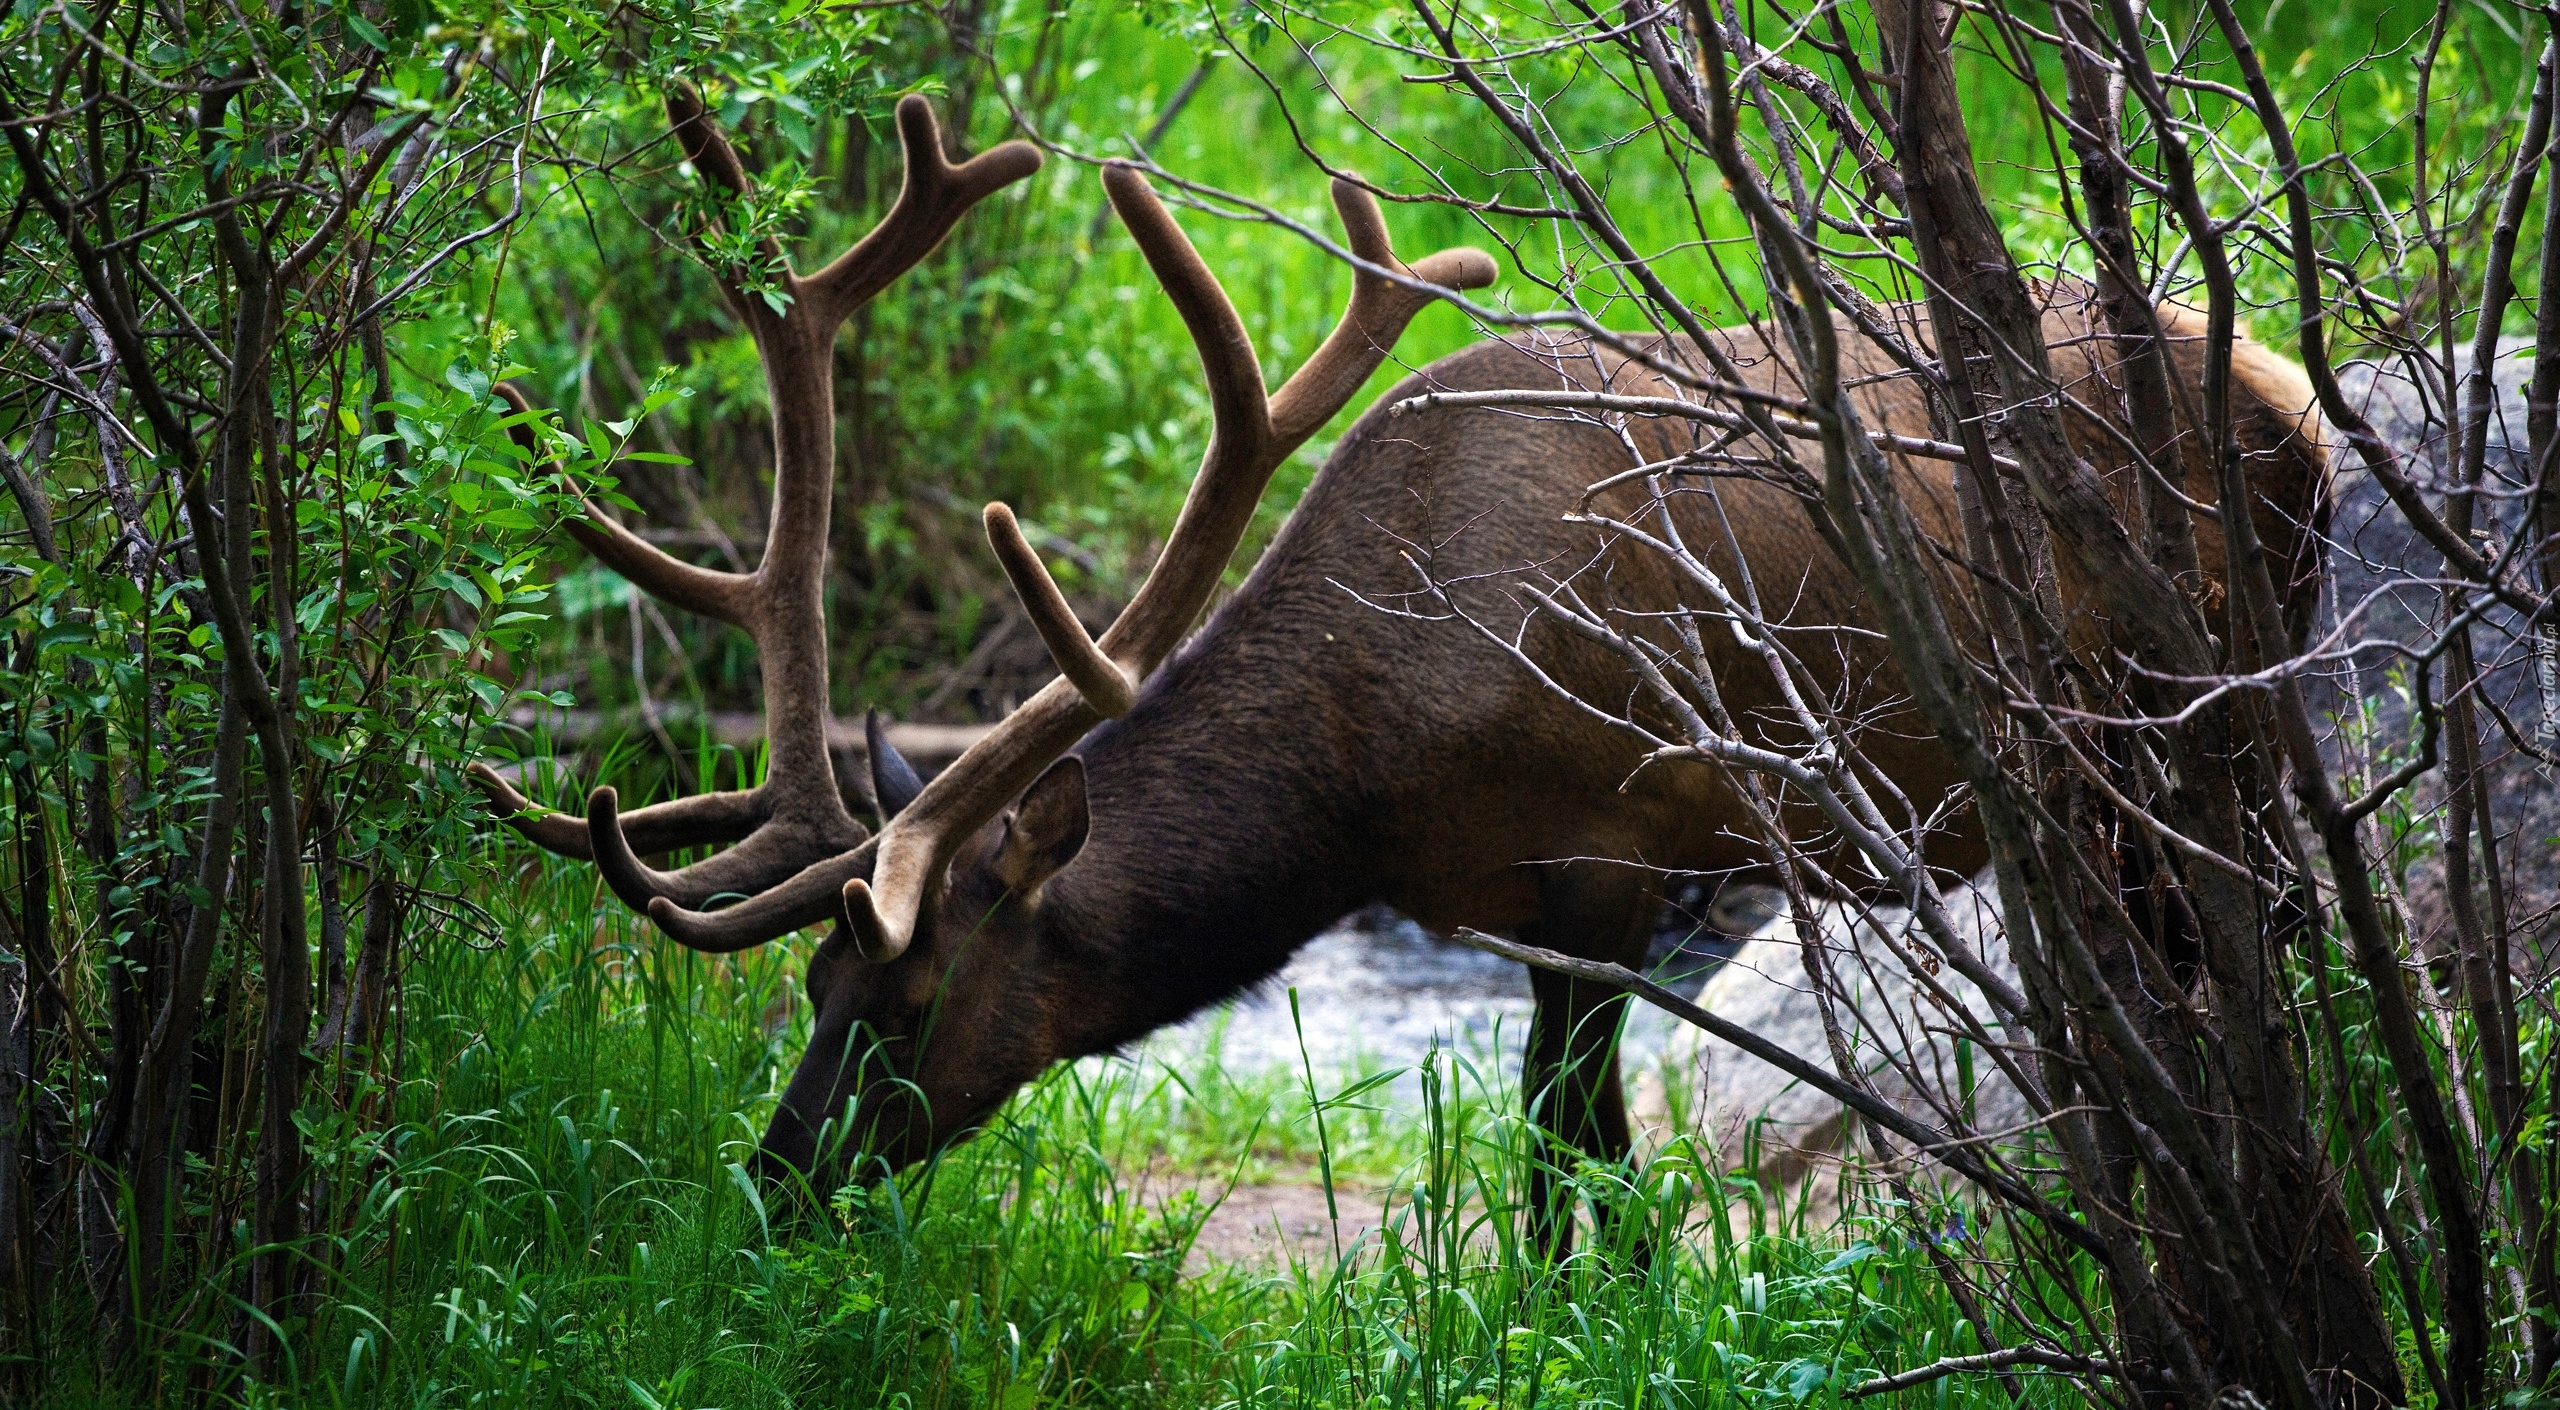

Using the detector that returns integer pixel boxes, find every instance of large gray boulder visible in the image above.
[2324,341,2558,947]
[1637,876,2033,1203]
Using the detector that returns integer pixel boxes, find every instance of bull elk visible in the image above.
[473,89,2327,1246]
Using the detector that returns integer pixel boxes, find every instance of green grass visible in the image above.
[34,847,2084,1408]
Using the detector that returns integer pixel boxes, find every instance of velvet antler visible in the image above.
[470,86,1040,934]
[811,171,1495,961]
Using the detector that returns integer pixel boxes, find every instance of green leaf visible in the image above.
[430,570,482,608]
[727,1162,772,1243]
[1318,1067,1410,1112]
[1822,1241,1878,1273]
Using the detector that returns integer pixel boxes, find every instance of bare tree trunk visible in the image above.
[341,872,403,1064]
[119,693,244,1343]
[189,86,309,1366]
[0,901,29,1398]
[0,12,555,1388]
[1871,1,2400,1397]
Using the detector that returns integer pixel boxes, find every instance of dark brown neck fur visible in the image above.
[1038,602,1383,1057]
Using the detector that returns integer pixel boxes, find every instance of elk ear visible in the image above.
[867,709,924,820]
[991,756,1088,898]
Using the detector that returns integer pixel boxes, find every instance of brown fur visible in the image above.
[767,289,2328,1228]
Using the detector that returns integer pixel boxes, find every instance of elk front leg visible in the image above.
[1517,877,1656,1260]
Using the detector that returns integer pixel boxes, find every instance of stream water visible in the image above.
[1137,889,1769,1099]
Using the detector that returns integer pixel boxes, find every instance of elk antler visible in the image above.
[610,167,1492,956]
[469,85,1040,934]
[772,168,1490,962]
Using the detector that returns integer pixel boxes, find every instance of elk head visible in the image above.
[471,84,1494,1195]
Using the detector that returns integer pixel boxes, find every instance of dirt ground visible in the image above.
[1180,1180,1393,1272]
[1129,1166,1520,1273]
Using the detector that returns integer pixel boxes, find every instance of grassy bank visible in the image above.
[34,848,2065,1408]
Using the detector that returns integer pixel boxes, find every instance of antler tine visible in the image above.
[492,384,755,626]
[643,838,881,953]
[470,392,765,862]
[839,166,1492,964]
[664,80,786,279]
[984,503,1137,717]
[1093,167,1499,666]
[802,94,1043,326]
[561,517,754,627]
[1267,178,1497,448]
[837,687,1076,961]
[586,785,873,916]
[466,762,605,857]
[966,164,1273,719]
[1100,163,1273,456]
[469,763,768,860]
[664,80,753,199]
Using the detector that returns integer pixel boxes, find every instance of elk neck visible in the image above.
[1032,614,1382,1057]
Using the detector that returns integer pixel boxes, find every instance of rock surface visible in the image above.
[1637,876,2032,1200]
[2325,340,2558,944]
